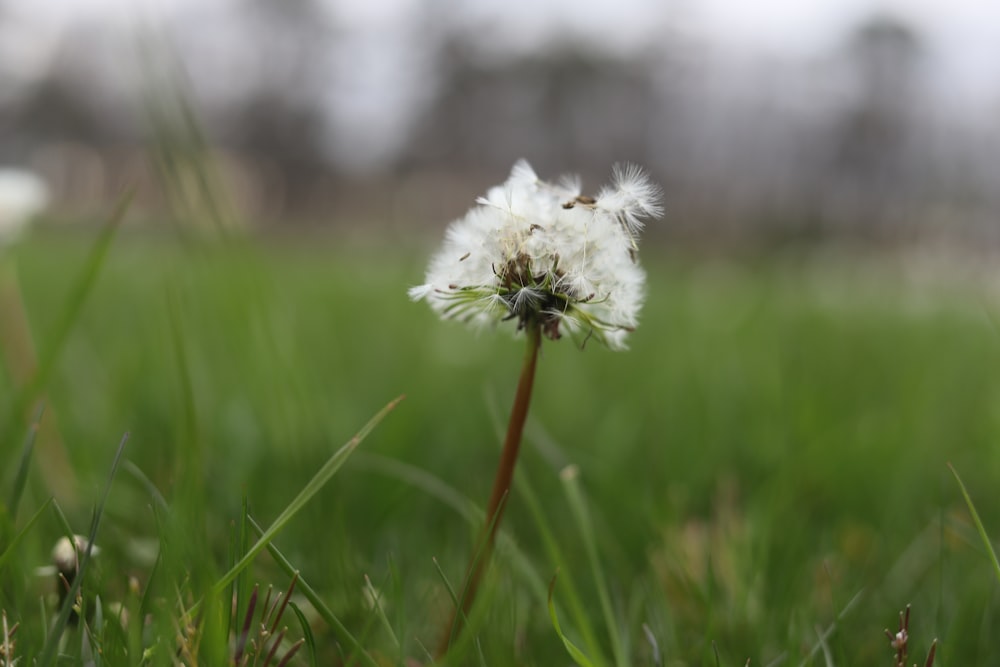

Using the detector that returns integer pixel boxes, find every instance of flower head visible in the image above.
[409,160,661,349]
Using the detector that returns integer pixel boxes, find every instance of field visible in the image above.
[2,229,1000,665]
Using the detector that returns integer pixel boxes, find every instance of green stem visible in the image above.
[437,324,542,658]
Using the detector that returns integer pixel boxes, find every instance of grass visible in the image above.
[2,228,1000,665]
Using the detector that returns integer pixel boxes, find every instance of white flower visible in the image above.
[0,168,49,248]
[409,160,662,350]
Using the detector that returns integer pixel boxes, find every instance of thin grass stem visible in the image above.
[561,464,627,667]
[949,462,1000,584]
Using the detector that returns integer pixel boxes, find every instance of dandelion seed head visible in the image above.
[597,162,664,237]
[410,160,662,349]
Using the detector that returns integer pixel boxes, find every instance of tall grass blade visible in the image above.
[10,192,132,419]
[814,624,834,667]
[430,557,487,666]
[948,462,1000,584]
[288,602,318,667]
[2,192,131,508]
[121,459,169,512]
[364,573,400,650]
[797,587,864,667]
[548,572,598,667]
[8,402,43,520]
[642,623,662,667]
[208,395,403,599]
[561,464,627,667]
[0,496,52,571]
[234,496,252,642]
[431,556,464,630]
[518,462,607,663]
[167,286,203,473]
[39,431,129,667]
[354,453,478,523]
[50,497,75,547]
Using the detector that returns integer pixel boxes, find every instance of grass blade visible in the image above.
[50,498,75,547]
[7,402,43,520]
[234,495,252,642]
[288,601,318,667]
[561,464,626,667]
[364,573,400,650]
[0,496,53,571]
[548,572,597,667]
[353,453,478,523]
[207,395,403,599]
[39,431,130,667]
[248,516,379,667]
[9,192,132,421]
[432,556,463,623]
[948,462,1000,583]
[518,462,607,664]
[121,459,169,513]
[2,192,132,509]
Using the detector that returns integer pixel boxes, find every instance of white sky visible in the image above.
[4,0,999,170]
[691,0,1000,101]
[694,0,996,52]
[15,0,1000,52]
[9,0,1000,99]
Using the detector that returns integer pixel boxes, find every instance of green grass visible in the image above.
[2,230,1000,665]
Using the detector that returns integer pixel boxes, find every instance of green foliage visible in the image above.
[2,234,1000,664]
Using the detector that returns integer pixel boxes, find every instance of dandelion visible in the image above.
[409,159,661,350]
[410,160,661,656]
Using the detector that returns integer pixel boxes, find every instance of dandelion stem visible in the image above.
[438,323,542,657]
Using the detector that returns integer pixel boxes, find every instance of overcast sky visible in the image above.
[3,0,999,171]
[8,0,1000,103]
[695,0,1000,102]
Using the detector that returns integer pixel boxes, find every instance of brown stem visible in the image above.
[437,323,542,658]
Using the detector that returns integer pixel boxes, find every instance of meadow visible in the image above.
[2,228,999,665]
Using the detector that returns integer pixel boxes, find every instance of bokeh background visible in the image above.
[2,0,1000,244]
[3,1,1000,664]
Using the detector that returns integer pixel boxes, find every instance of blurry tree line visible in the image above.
[0,0,998,245]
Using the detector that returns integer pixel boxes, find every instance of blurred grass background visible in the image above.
[3,228,999,664]
[4,1,1000,663]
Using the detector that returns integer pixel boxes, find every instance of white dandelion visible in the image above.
[411,160,663,657]
[409,159,661,350]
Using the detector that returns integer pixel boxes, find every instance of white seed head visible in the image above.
[52,534,99,576]
[410,160,662,350]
